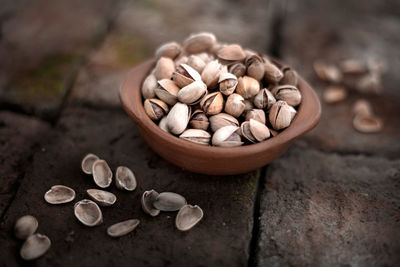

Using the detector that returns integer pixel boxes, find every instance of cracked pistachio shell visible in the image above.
[81,153,100,175]
[44,185,76,204]
[353,114,383,133]
[189,110,209,131]
[172,63,202,88]
[263,58,283,83]
[218,72,238,96]
[201,60,227,89]
[187,55,206,73]
[352,99,373,116]
[249,119,271,142]
[323,86,347,104]
[141,74,157,99]
[107,219,140,238]
[166,103,191,135]
[229,63,246,77]
[144,99,169,121]
[269,100,297,130]
[355,73,382,94]
[212,125,243,147]
[74,199,103,227]
[246,55,265,81]
[196,52,214,64]
[254,88,276,109]
[236,76,260,99]
[209,113,239,132]
[176,205,204,231]
[200,92,224,115]
[272,85,302,107]
[279,67,298,86]
[87,189,116,206]
[141,190,160,216]
[155,79,180,105]
[177,80,207,105]
[159,116,169,132]
[245,109,266,124]
[174,55,188,66]
[14,215,38,240]
[224,93,245,118]
[154,57,175,80]
[153,192,187,212]
[313,60,342,83]
[243,99,254,112]
[155,42,182,59]
[20,233,51,261]
[92,159,113,188]
[179,129,211,145]
[339,59,367,75]
[115,166,137,191]
[183,32,217,54]
[217,44,246,62]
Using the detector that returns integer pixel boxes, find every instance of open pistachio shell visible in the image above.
[115,166,137,191]
[200,92,224,115]
[249,119,270,142]
[153,192,187,212]
[189,110,209,131]
[14,215,38,240]
[87,189,116,206]
[141,190,160,216]
[144,98,169,121]
[179,129,211,145]
[212,125,243,147]
[236,76,260,99]
[81,153,99,175]
[107,219,140,238]
[20,233,51,261]
[272,85,302,107]
[92,159,112,188]
[224,93,245,118]
[177,80,207,105]
[44,185,76,204]
[217,44,246,62]
[269,100,297,130]
[245,109,266,124]
[155,79,179,105]
[183,32,216,54]
[175,205,204,231]
[353,114,383,133]
[74,199,103,227]
[209,113,239,132]
[172,63,202,88]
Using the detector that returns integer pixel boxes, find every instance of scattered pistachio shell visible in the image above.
[74,199,103,227]
[115,166,137,191]
[353,99,373,116]
[313,60,342,83]
[353,114,383,133]
[92,160,113,188]
[14,215,38,240]
[44,185,75,204]
[339,59,367,75]
[323,86,348,104]
[175,205,203,231]
[20,233,51,261]
[81,153,99,175]
[107,219,140,238]
[141,190,160,216]
[153,192,187,212]
[87,189,116,206]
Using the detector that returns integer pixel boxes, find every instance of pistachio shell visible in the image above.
[81,153,99,175]
[269,100,297,130]
[44,185,76,204]
[107,219,140,238]
[200,92,224,115]
[249,119,270,142]
[218,72,238,96]
[115,166,137,191]
[209,113,239,132]
[174,55,188,66]
[166,103,191,135]
[144,99,169,121]
[172,63,202,88]
[264,60,284,83]
[187,55,206,73]
[339,59,367,75]
[355,73,382,94]
[217,44,246,62]
[155,42,182,59]
[279,68,298,86]
[179,129,211,145]
[20,233,51,261]
[254,88,276,109]
[201,60,226,89]
[87,189,116,206]
[177,80,207,105]
[246,55,265,81]
[229,63,246,77]
[240,121,256,143]
[313,60,342,83]
[224,93,245,118]
[141,74,157,99]
[154,57,175,80]
[74,199,103,227]
[236,76,260,99]
[158,116,169,132]
[353,114,383,133]
[189,110,209,131]
[243,99,254,112]
[153,192,187,212]
[175,205,203,231]
[353,99,373,116]
[155,79,180,105]
[92,159,113,188]
[14,215,38,240]
[212,125,243,147]
[141,190,160,216]
[323,86,348,104]
[245,109,266,124]
[272,85,302,107]
[183,32,216,54]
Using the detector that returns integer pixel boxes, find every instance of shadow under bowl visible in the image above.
[120,59,321,175]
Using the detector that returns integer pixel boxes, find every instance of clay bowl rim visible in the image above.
[120,58,321,159]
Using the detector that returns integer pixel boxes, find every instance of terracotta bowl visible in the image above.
[120,59,321,175]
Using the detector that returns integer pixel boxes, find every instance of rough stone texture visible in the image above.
[257,145,400,266]
[278,0,400,157]
[0,107,259,266]
[0,112,50,217]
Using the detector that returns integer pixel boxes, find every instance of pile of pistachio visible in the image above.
[142,32,301,146]
[14,153,202,261]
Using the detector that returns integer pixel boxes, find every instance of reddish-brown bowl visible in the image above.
[120,59,321,175]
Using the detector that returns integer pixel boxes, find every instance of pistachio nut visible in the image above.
[218,72,238,96]
[189,109,209,131]
[155,79,180,105]
[264,59,284,83]
[179,129,211,145]
[141,74,157,99]
[153,192,187,212]
[174,55,188,66]
[211,125,243,147]
[154,57,175,80]
[269,100,297,130]
[175,205,204,231]
[340,59,367,75]
[352,99,373,116]
[144,99,169,121]
[196,52,214,64]
[14,215,38,240]
[74,199,103,227]
[107,219,140,238]
[217,44,246,62]
[81,153,99,175]
[355,73,382,94]
[115,166,137,191]
[183,32,217,54]
[201,60,226,89]
[87,189,117,206]
[158,116,169,132]
[155,42,182,59]
[313,60,342,83]
[224,93,245,118]
[272,85,302,107]
[177,80,207,105]
[20,233,51,261]
[92,159,113,188]
[141,190,160,216]
[209,113,239,132]
[353,114,383,133]
[243,99,254,112]
[44,185,76,205]
[246,55,265,81]
[200,92,224,115]
[229,62,246,77]
[279,67,298,86]
[172,63,202,88]
[254,88,276,109]
[166,102,191,135]
[187,55,206,73]
[236,76,260,99]
[245,109,266,124]
[241,119,270,143]
[323,86,348,104]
